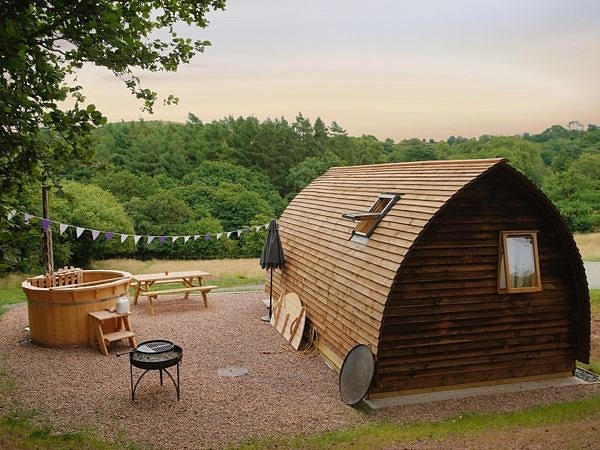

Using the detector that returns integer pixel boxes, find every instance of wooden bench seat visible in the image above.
[138,285,218,314]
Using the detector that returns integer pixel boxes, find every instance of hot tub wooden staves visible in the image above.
[271,158,590,397]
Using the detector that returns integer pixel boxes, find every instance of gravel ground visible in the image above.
[0,292,599,449]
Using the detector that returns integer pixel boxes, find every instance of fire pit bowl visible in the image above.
[126,339,183,401]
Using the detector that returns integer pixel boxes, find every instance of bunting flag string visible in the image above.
[5,209,272,246]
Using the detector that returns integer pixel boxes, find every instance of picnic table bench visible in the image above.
[138,285,218,314]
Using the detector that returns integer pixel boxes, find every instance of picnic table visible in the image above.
[131,270,217,314]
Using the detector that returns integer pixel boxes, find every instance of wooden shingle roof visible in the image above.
[277,158,507,363]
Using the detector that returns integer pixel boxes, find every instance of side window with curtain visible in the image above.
[498,231,542,293]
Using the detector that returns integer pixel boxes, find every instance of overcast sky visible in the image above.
[78,0,600,141]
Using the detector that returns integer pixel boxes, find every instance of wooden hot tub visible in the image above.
[22,269,132,347]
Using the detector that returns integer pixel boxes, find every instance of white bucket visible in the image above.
[116,295,130,314]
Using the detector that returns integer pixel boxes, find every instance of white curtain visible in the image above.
[506,236,535,288]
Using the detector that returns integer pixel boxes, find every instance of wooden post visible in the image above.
[41,185,54,275]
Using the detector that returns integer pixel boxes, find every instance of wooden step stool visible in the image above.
[88,310,136,356]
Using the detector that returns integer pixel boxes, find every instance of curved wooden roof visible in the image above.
[276,158,589,366]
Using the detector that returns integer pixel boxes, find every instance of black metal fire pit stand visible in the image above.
[130,361,181,401]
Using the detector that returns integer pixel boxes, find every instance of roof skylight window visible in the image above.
[342,193,402,242]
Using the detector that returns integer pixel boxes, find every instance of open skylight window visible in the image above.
[342,193,402,242]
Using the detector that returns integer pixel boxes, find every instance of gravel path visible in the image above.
[0,292,599,449]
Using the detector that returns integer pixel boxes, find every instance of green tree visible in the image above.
[91,170,161,203]
[238,214,270,258]
[181,161,286,214]
[50,181,135,267]
[348,136,386,165]
[0,0,225,205]
[0,217,43,274]
[542,152,600,231]
[446,136,549,185]
[127,191,195,237]
[211,183,274,231]
[286,152,344,199]
[388,138,439,162]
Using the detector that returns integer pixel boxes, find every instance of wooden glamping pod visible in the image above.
[22,269,131,347]
[273,158,590,398]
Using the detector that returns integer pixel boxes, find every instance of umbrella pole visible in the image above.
[261,268,274,322]
[269,268,273,319]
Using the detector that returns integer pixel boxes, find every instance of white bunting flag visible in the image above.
[7,210,16,221]
[134,235,141,244]
[237,229,243,237]
[24,213,33,224]
[120,234,128,243]
[184,236,190,243]
[147,236,156,244]
[91,230,100,240]
[59,223,69,235]
[194,235,201,241]
[76,227,85,238]
[216,233,223,240]
[226,231,232,238]
[172,236,179,243]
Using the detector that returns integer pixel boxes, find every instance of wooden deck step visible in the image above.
[103,330,136,343]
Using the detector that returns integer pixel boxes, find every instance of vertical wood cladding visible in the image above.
[375,168,580,393]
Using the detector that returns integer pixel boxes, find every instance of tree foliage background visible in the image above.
[3,116,598,273]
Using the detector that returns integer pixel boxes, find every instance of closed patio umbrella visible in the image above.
[260,219,285,321]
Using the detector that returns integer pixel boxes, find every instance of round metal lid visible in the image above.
[338,344,375,405]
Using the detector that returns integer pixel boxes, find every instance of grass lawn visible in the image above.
[574,232,600,261]
[236,394,600,449]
